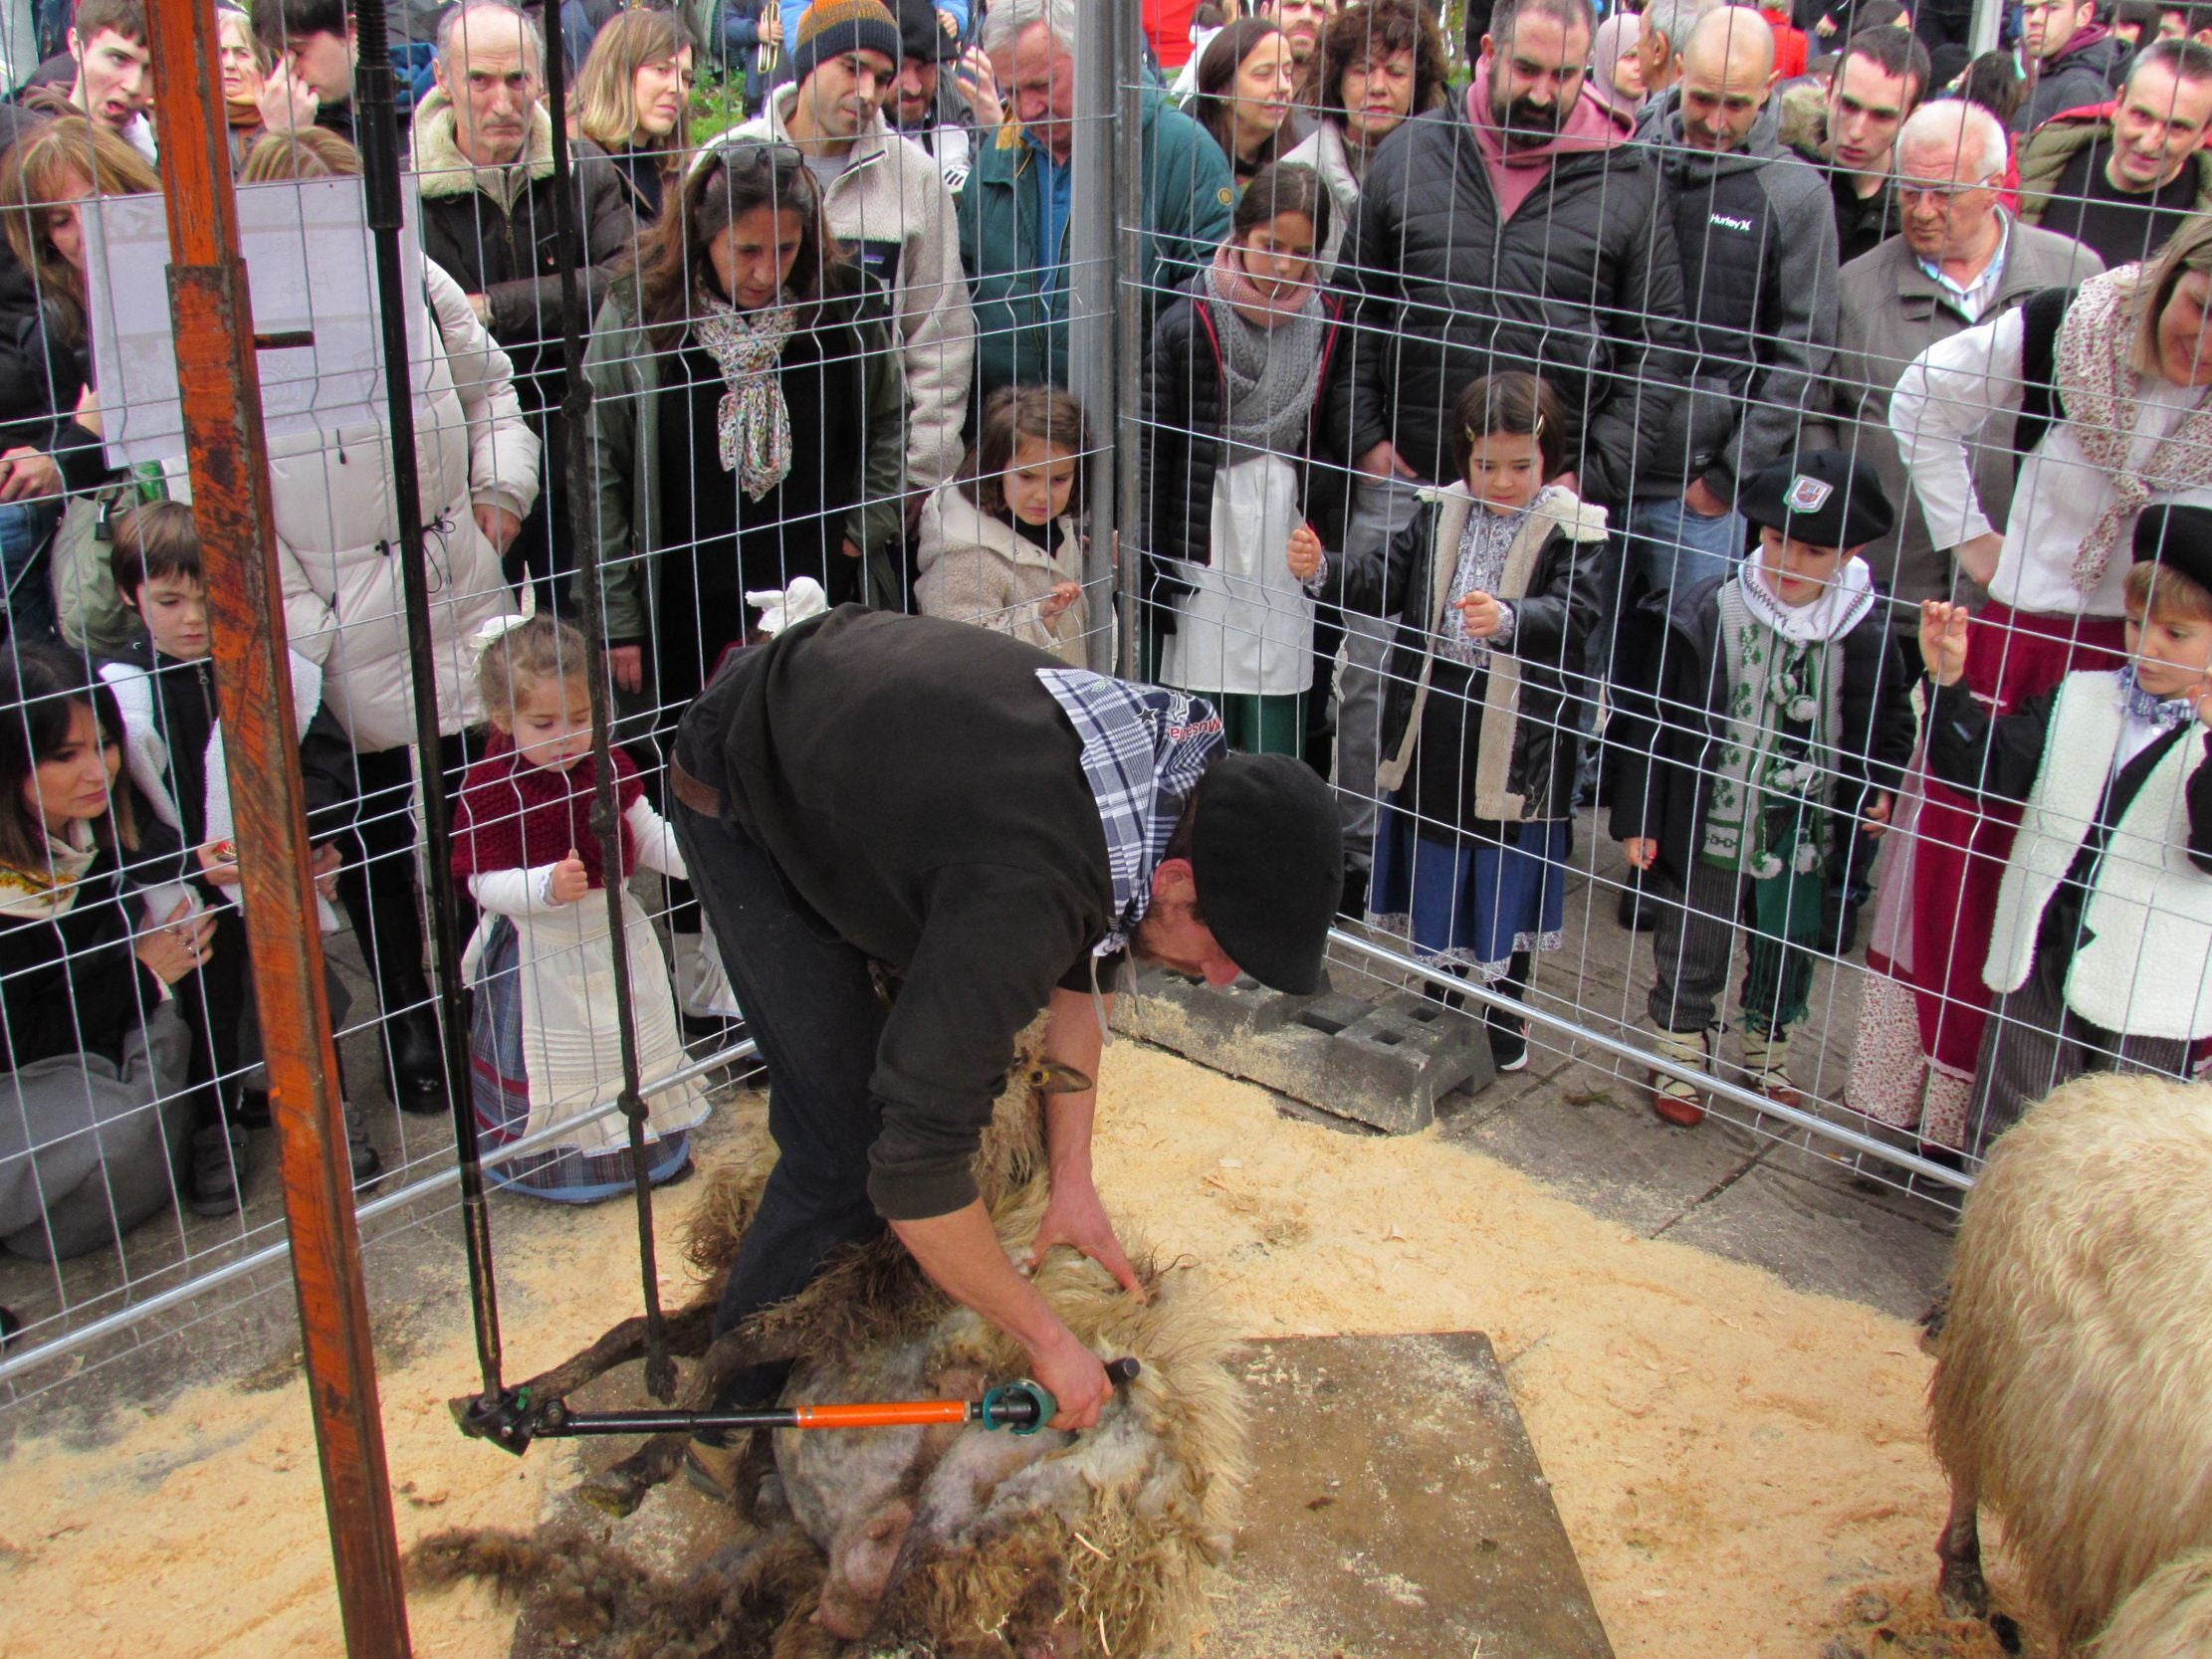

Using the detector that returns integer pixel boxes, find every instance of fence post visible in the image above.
[1070,0,1118,672]
[1114,5,1147,681]
[141,0,414,1653]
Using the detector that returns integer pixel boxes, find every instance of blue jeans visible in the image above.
[0,498,60,644]
[1625,495,1745,600]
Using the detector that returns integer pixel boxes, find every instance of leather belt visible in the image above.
[670,755,724,818]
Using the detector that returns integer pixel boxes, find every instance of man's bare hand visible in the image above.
[258,64,321,133]
[1025,1171,1144,1300]
[1023,1324,1111,1431]
[1356,440,1420,482]
[1683,478,1732,518]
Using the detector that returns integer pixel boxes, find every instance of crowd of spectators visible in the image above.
[3,0,2211,1298]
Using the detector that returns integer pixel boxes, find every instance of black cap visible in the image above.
[897,0,954,60]
[2132,504,2212,597]
[1736,450,1894,549]
[1189,752,1342,996]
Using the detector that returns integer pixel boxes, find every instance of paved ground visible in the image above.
[0,805,1957,1441]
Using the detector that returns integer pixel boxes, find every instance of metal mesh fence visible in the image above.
[3,0,2209,1411]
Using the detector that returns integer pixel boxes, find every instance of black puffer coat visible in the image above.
[1322,98,1692,506]
[0,247,105,496]
[1338,485,1606,823]
[1141,275,1349,628]
[1606,572,1914,889]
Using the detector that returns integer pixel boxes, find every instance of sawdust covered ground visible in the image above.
[0,1047,2042,1658]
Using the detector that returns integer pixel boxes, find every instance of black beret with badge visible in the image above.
[1736,450,1895,549]
[2131,503,2212,596]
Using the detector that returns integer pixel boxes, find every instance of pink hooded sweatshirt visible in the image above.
[1465,57,1636,222]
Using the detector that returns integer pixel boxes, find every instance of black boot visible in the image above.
[1339,862,1370,921]
[344,1099,383,1185]
[1485,951,1531,1073]
[382,1000,448,1115]
[1617,880,1657,933]
[189,1122,250,1217]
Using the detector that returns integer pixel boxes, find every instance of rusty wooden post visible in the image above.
[142,0,414,1653]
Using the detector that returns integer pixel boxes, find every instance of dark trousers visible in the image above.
[335,733,477,1014]
[1648,861,1817,1037]
[1970,934,2195,1155]
[671,797,889,1414]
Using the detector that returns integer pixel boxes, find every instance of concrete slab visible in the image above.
[1445,1079,1768,1237]
[1657,1154,1954,1323]
[1211,1331,1614,1659]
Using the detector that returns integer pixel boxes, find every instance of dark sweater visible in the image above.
[0,840,162,1071]
[677,607,1119,1221]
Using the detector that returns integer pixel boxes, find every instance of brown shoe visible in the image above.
[1648,1071,1707,1127]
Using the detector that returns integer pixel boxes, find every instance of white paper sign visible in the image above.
[86,176,434,469]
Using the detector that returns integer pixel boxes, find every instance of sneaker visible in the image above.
[189,1123,249,1217]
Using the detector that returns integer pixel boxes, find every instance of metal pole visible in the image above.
[1114,2,1147,682]
[1069,0,1116,673]
[1970,0,2005,55]
[141,0,413,1652]
[350,0,508,1403]
[541,0,676,1402]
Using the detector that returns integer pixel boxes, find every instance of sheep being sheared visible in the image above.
[414,1033,1248,1657]
[1927,1072,2212,1655]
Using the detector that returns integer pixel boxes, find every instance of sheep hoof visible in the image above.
[574,1469,649,1519]
[1989,1612,2022,1654]
[1938,1563,1990,1620]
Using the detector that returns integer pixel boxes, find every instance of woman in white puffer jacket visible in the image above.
[270,258,541,1111]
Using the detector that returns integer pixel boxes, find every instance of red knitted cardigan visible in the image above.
[451,730,645,891]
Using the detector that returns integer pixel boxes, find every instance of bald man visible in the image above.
[1623,5,1837,604]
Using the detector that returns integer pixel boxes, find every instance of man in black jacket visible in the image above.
[409,0,636,605]
[1321,0,1690,899]
[1633,9,1838,607]
[669,608,1342,1474]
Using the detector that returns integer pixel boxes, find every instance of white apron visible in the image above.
[1159,453,1315,697]
[465,885,709,1156]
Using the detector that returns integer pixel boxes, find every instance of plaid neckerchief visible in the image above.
[2120,664,2196,729]
[1036,668,1224,955]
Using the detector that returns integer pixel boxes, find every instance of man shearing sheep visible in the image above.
[668,606,1341,1495]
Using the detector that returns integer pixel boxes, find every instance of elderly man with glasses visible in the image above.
[1809,99,2103,673]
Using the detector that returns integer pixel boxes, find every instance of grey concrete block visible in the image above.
[1117,972,1490,1135]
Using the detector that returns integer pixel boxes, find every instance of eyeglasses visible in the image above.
[1893,179,1997,207]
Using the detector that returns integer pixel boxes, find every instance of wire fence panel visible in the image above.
[3,0,2210,1402]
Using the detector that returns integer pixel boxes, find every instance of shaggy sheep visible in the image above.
[414,1042,1248,1657]
[1927,1072,2212,1654]
[2090,1549,2212,1659]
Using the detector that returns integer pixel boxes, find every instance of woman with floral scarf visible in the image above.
[1609,453,1915,1124]
[1861,215,2212,1154]
[586,138,907,720]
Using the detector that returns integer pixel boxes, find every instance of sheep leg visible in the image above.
[572,1325,799,1517]
[1935,1477,1991,1620]
[509,1297,721,1404]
